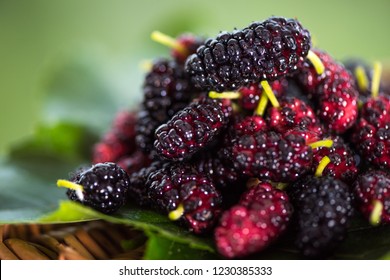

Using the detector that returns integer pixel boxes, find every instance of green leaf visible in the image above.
[0,157,82,223]
[9,122,96,162]
[39,201,216,253]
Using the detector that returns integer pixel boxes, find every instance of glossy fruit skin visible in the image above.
[214,182,292,258]
[67,163,130,214]
[154,97,232,161]
[361,95,390,128]
[267,96,321,134]
[231,130,313,183]
[92,111,137,164]
[312,136,358,184]
[238,79,288,110]
[147,164,222,234]
[192,150,240,189]
[296,49,359,133]
[185,17,311,92]
[350,95,390,169]
[353,170,390,225]
[135,59,195,153]
[289,176,354,258]
[127,161,166,207]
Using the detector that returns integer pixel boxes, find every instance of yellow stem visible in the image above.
[314,156,331,177]
[168,204,185,221]
[371,61,382,98]
[208,91,240,99]
[260,80,279,108]
[354,66,369,93]
[308,139,334,149]
[150,31,187,55]
[254,92,269,116]
[369,200,383,226]
[57,179,84,192]
[307,50,325,75]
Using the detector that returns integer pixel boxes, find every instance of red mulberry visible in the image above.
[215,182,292,258]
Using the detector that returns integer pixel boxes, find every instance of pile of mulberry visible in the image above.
[57,15,390,260]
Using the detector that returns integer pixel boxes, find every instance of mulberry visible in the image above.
[296,49,358,133]
[185,16,311,92]
[147,164,222,234]
[290,176,354,258]
[215,182,292,258]
[92,111,137,164]
[353,170,390,225]
[154,97,232,161]
[60,163,130,214]
[312,137,358,183]
[232,130,312,182]
[135,59,195,153]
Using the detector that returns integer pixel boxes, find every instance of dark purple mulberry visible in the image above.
[135,59,196,153]
[147,164,222,234]
[192,150,241,189]
[185,16,311,92]
[64,163,130,214]
[154,97,232,161]
[232,130,313,182]
[127,161,166,207]
[289,176,354,258]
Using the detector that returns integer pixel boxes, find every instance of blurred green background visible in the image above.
[1,0,389,155]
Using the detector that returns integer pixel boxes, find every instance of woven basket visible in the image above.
[0,221,146,260]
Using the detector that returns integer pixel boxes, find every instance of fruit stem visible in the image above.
[168,204,185,221]
[261,80,279,108]
[151,31,187,56]
[307,50,325,75]
[308,139,334,149]
[354,66,369,93]
[369,200,383,226]
[57,179,84,192]
[57,179,85,201]
[314,156,331,177]
[209,91,241,99]
[254,92,269,116]
[371,61,382,99]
